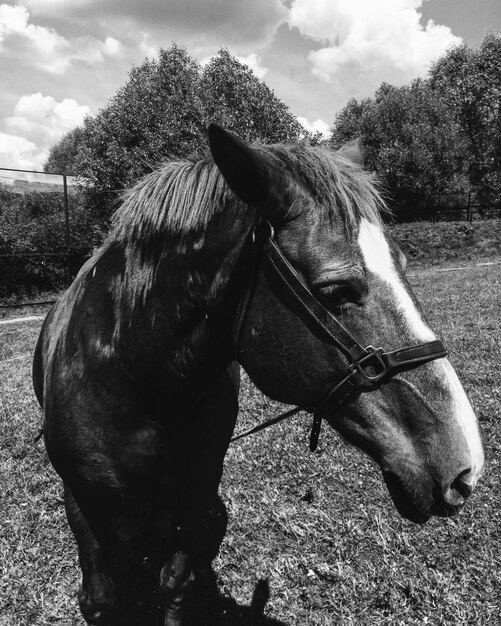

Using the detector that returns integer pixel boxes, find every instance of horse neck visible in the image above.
[115,209,256,392]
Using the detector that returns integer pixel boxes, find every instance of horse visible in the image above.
[33,124,484,625]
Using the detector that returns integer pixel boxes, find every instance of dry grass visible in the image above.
[1,258,500,625]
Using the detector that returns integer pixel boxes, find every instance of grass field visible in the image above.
[1,257,500,625]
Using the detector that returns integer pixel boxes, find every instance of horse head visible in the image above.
[209,124,484,524]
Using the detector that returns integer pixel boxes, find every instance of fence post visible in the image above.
[63,174,70,281]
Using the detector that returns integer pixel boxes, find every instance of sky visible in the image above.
[0,0,500,171]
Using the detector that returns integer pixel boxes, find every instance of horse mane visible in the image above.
[263,143,386,230]
[111,156,235,245]
[110,143,384,246]
[106,142,386,314]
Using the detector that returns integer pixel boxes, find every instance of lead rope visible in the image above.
[230,406,302,443]
[230,406,322,452]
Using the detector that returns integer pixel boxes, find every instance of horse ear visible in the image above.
[208,124,272,206]
[336,137,364,166]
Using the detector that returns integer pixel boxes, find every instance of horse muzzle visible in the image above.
[382,464,476,524]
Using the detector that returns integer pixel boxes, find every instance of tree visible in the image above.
[430,33,501,202]
[44,126,86,175]
[330,97,371,149]
[331,33,501,219]
[45,45,306,221]
[331,80,466,219]
[200,48,303,144]
[77,45,206,194]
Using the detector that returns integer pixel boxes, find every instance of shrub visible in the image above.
[0,187,105,299]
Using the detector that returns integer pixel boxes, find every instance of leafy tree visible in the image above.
[332,33,501,218]
[331,97,371,148]
[44,126,86,175]
[200,48,303,144]
[430,33,501,202]
[78,45,205,193]
[332,80,466,219]
[45,45,305,221]
[0,188,103,296]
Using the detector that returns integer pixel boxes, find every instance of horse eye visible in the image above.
[317,282,363,308]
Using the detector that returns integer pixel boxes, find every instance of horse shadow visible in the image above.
[108,496,288,626]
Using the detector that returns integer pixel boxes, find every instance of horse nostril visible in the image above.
[443,468,473,507]
[451,469,473,499]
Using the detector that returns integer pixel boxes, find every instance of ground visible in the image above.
[1,220,500,625]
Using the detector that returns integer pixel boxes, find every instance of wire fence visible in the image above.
[0,167,92,310]
[399,191,501,223]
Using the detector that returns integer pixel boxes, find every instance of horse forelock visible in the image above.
[106,142,387,324]
[261,143,387,237]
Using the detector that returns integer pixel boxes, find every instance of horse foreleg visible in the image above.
[159,545,195,626]
[159,366,239,625]
[64,485,116,625]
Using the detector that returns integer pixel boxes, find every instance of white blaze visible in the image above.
[357,219,435,341]
[438,359,485,481]
[357,219,484,479]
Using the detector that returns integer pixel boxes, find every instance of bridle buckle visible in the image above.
[349,346,388,384]
[252,219,274,244]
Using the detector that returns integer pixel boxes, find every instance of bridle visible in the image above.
[230,220,448,452]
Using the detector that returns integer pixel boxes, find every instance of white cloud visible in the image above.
[104,36,122,57]
[0,3,123,73]
[200,52,268,79]
[1,93,89,169]
[289,0,462,84]
[297,117,332,139]
[235,53,268,79]
[137,33,159,58]
[5,93,90,142]
[0,131,40,169]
